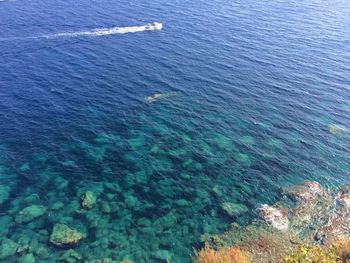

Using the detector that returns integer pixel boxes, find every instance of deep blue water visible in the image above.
[1,0,350,262]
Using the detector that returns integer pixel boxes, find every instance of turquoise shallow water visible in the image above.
[0,0,350,262]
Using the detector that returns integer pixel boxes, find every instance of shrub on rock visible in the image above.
[194,243,251,263]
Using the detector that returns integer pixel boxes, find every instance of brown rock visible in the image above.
[283,181,326,203]
[314,214,350,244]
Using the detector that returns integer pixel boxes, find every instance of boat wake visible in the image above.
[0,22,162,41]
[42,22,163,38]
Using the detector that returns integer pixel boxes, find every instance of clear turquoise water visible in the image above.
[0,0,350,262]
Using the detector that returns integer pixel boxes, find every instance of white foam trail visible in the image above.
[42,22,163,39]
[0,22,162,42]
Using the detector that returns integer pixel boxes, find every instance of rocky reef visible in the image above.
[221,202,249,217]
[200,181,350,262]
[15,205,47,224]
[50,224,86,247]
[81,191,97,209]
[2,173,350,263]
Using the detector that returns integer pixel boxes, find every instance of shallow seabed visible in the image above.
[0,0,350,262]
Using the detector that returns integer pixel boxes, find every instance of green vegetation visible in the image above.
[283,245,340,263]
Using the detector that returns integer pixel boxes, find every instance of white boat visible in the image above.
[145,22,163,31]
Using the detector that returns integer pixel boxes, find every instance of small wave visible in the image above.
[0,22,162,42]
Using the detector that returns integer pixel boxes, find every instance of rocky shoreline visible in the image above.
[201,181,350,262]
[1,179,350,262]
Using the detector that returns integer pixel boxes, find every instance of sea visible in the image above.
[0,0,350,262]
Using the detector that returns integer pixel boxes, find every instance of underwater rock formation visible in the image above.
[151,250,172,261]
[0,184,10,205]
[49,224,85,247]
[329,124,347,135]
[18,253,36,263]
[59,249,82,262]
[15,205,47,224]
[81,191,97,209]
[0,238,19,260]
[87,258,119,263]
[235,153,252,166]
[258,204,289,231]
[221,202,249,217]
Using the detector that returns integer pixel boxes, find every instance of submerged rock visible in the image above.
[81,191,96,209]
[258,204,289,231]
[213,134,233,149]
[182,158,202,170]
[127,135,145,149]
[221,202,249,217]
[329,124,347,135]
[49,224,85,247]
[235,153,252,166]
[0,215,12,236]
[0,238,19,259]
[0,184,10,205]
[240,135,255,145]
[87,258,117,263]
[15,205,47,224]
[53,176,69,191]
[137,218,152,227]
[59,249,82,262]
[158,212,177,229]
[51,201,65,210]
[18,253,36,263]
[101,202,111,213]
[174,199,191,207]
[212,185,223,197]
[124,194,139,209]
[151,250,172,261]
